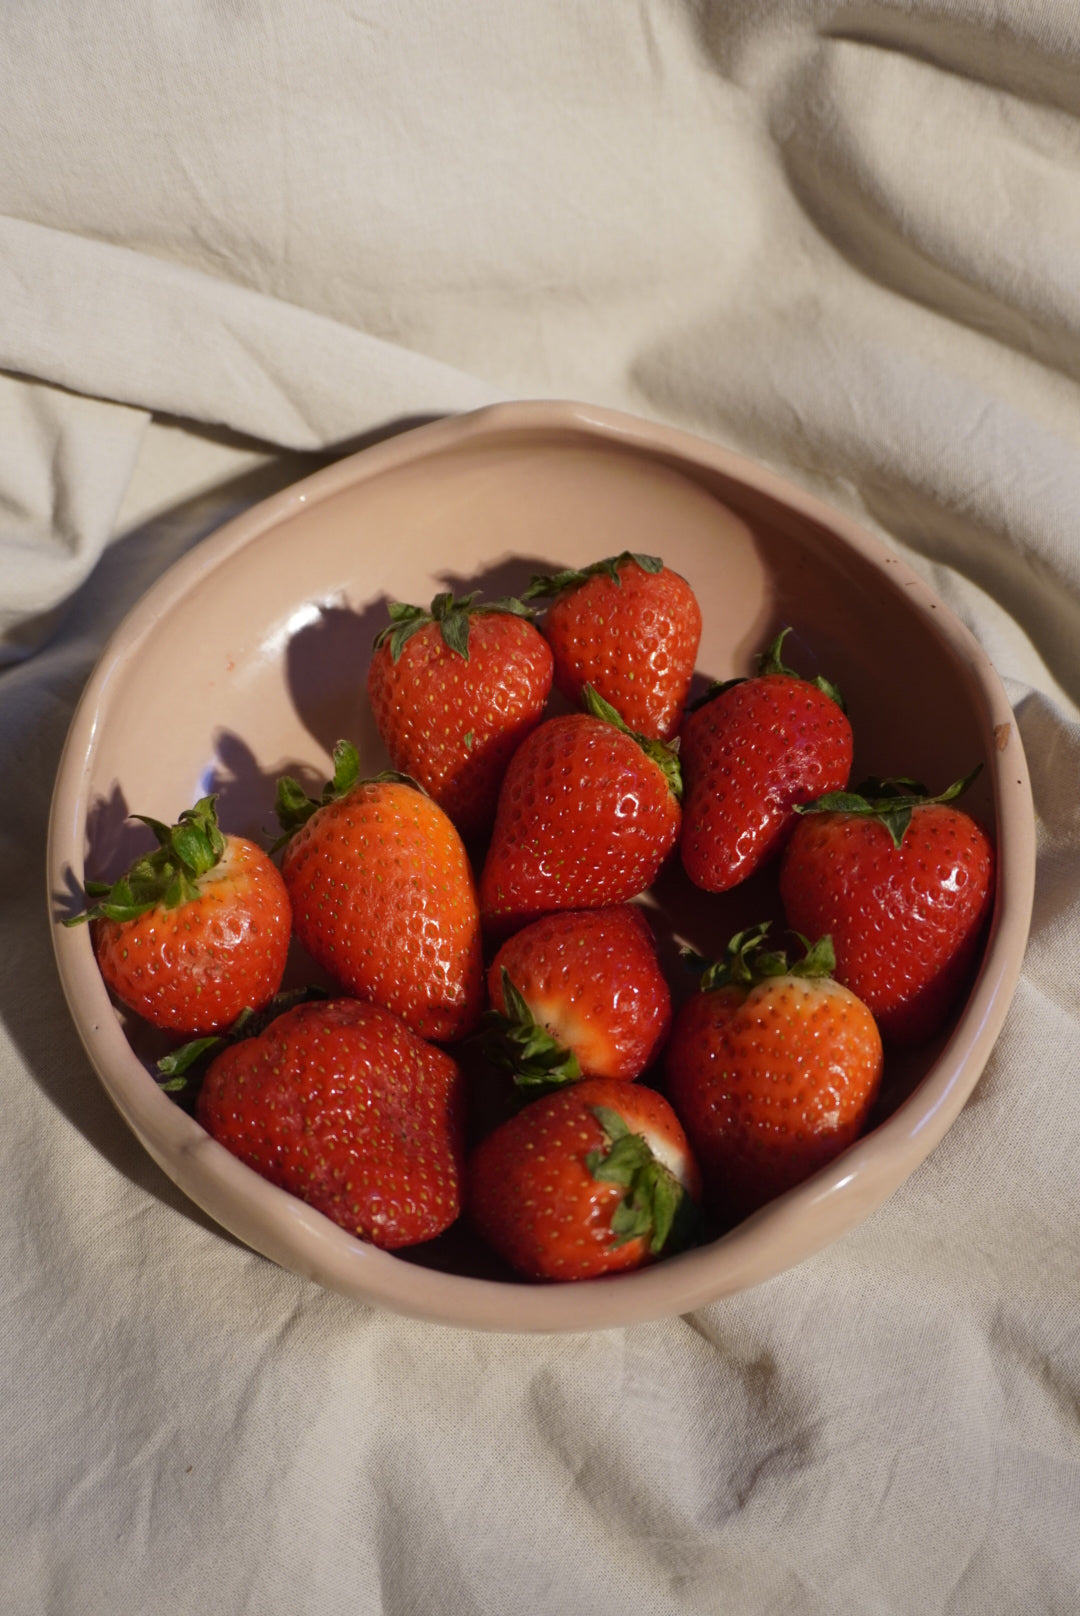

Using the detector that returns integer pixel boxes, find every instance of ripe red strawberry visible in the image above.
[275,743,484,1041]
[65,795,291,1037]
[779,773,995,1044]
[466,1076,701,1280]
[198,997,465,1249]
[367,590,553,842]
[524,552,702,740]
[679,629,853,893]
[485,904,672,1090]
[664,924,883,1222]
[478,688,682,937]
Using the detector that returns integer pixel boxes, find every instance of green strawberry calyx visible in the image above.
[689,626,845,713]
[373,590,534,664]
[581,684,683,801]
[63,795,228,926]
[795,766,982,850]
[272,740,418,849]
[480,970,582,1094]
[684,920,836,993]
[521,551,664,601]
[586,1105,697,1256]
[156,985,331,1098]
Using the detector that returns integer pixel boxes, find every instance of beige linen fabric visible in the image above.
[2,3,1079,1612]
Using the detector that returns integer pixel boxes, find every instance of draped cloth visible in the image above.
[3,5,1078,1611]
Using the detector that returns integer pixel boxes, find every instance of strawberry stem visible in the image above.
[64,795,228,926]
[690,626,845,713]
[795,766,982,849]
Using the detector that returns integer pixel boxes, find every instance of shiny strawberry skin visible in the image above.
[665,974,883,1220]
[543,560,702,740]
[478,713,682,936]
[281,778,484,1041]
[466,1076,701,1280]
[92,836,291,1037]
[779,806,995,1044]
[198,998,465,1249]
[489,905,672,1082]
[367,613,553,841]
[679,673,853,892]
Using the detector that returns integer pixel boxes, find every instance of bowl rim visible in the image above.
[47,398,1036,1331]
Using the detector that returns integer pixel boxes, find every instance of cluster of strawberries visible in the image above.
[69,553,995,1284]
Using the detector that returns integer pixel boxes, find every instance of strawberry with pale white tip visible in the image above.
[664,923,883,1223]
[484,904,672,1092]
[65,795,291,1038]
[466,1076,701,1281]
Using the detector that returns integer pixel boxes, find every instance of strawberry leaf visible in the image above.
[272,740,370,847]
[328,739,362,796]
[479,970,582,1092]
[811,674,846,708]
[439,606,472,660]
[374,601,431,663]
[690,921,774,990]
[64,794,230,926]
[156,986,330,1101]
[688,629,844,714]
[374,590,535,664]
[157,1035,224,1081]
[795,766,982,849]
[521,551,664,600]
[585,1105,694,1256]
[691,922,835,991]
[787,932,836,980]
[758,627,846,711]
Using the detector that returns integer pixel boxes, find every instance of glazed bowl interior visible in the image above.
[48,402,1033,1331]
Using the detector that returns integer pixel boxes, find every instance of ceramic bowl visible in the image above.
[48,401,1035,1331]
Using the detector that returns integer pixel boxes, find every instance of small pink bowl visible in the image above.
[48,401,1035,1331]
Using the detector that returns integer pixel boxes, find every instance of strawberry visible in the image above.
[678,628,853,893]
[478,687,682,937]
[523,552,701,740]
[65,795,291,1038]
[485,904,672,1090]
[275,743,484,1041]
[664,924,883,1222]
[466,1076,701,1280]
[779,772,995,1044]
[367,590,553,842]
[198,996,465,1249]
